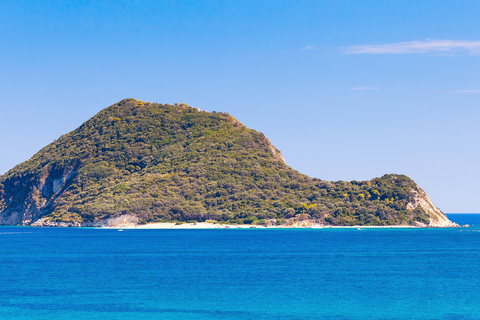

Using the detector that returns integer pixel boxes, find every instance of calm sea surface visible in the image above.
[1,214,480,320]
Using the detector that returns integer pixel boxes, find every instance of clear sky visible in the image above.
[1,0,479,213]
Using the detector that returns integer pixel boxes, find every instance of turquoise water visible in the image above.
[1,214,480,320]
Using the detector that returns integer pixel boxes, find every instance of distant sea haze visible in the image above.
[0,214,479,319]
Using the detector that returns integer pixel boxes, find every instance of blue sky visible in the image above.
[1,0,479,212]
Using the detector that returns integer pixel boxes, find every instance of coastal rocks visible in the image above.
[284,219,317,228]
[30,214,139,228]
[406,187,458,227]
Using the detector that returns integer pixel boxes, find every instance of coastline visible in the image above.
[27,215,464,229]
[99,222,435,230]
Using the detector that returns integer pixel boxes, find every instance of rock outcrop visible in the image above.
[406,187,458,227]
[30,214,139,228]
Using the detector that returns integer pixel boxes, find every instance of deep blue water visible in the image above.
[1,214,480,320]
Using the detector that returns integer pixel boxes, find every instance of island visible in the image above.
[0,99,458,228]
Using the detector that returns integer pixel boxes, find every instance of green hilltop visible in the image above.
[0,99,452,227]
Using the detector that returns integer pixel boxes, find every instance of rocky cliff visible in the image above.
[406,187,454,227]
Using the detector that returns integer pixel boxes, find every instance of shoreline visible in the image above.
[22,216,466,229]
[0,223,466,229]
[98,222,447,230]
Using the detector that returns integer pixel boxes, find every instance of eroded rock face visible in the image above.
[406,187,458,227]
[0,164,79,226]
[265,137,286,164]
[30,214,139,228]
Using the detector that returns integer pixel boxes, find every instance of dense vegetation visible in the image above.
[0,99,431,226]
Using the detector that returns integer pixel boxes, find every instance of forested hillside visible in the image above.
[0,99,450,226]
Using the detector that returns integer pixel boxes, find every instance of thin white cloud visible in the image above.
[301,45,315,50]
[341,39,480,55]
[456,89,480,93]
[353,86,380,91]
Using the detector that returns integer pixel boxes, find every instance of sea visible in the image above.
[1,214,480,320]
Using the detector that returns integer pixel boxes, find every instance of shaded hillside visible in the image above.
[0,99,452,226]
